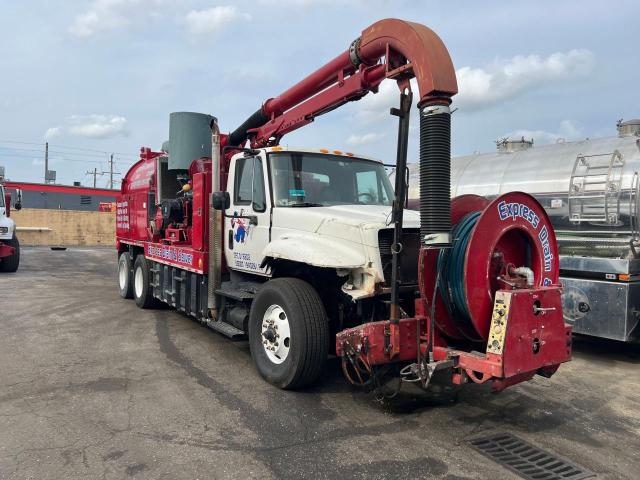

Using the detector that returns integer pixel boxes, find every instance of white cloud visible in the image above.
[45,115,130,140]
[456,49,594,110]
[44,126,62,139]
[70,0,135,37]
[184,6,251,37]
[345,132,386,146]
[69,0,164,37]
[502,120,583,146]
[352,49,594,120]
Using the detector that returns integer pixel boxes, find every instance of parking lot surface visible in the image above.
[1,247,639,479]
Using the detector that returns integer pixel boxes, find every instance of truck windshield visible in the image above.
[269,152,394,207]
[0,188,4,208]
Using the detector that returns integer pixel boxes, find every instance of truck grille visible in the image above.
[378,228,419,286]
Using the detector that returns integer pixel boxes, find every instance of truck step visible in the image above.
[206,320,246,339]
[215,283,258,301]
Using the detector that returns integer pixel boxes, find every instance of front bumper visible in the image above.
[336,287,572,392]
[0,242,15,259]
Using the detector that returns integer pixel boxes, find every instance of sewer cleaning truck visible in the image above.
[115,18,571,392]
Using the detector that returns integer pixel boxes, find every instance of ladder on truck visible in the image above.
[568,150,624,225]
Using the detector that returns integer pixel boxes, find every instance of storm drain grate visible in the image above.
[468,433,595,480]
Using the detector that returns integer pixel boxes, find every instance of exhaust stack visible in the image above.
[208,119,222,319]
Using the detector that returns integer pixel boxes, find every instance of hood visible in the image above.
[271,204,420,247]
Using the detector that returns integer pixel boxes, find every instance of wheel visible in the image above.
[0,235,20,272]
[133,255,158,308]
[249,277,329,389]
[117,252,133,299]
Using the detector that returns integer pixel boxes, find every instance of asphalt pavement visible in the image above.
[0,247,639,479]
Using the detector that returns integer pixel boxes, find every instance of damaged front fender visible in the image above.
[262,234,383,300]
[263,233,367,269]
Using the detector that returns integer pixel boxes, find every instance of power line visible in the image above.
[0,145,134,163]
[0,139,138,159]
[0,153,112,165]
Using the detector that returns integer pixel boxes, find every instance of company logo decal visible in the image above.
[497,200,555,286]
[147,245,194,266]
[498,201,540,228]
[231,210,251,244]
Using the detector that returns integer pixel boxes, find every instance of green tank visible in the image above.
[168,112,216,170]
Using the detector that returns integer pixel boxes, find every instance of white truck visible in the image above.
[0,182,21,272]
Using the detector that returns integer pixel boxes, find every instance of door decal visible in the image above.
[231,210,251,244]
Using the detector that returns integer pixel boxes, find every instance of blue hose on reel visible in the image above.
[437,212,481,334]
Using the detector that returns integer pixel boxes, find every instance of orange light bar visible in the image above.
[333,150,343,155]
[345,152,354,156]
[619,274,631,281]
[271,146,284,151]
[319,148,329,153]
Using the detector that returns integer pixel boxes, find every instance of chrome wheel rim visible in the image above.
[118,258,128,290]
[134,266,144,298]
[261,304,291,364]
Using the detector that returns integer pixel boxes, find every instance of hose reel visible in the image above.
[421,192,560,343]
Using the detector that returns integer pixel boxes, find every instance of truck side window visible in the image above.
[235,157,254,205]
[234,156,266,212]
[252,158,266,212]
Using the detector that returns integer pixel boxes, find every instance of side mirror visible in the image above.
[211,191,230,211]
[14,189,22,211]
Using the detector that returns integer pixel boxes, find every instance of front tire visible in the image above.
[133,255,158,308]
[0,235,20,272]
[117,252,133,299]
[249,278,329,389]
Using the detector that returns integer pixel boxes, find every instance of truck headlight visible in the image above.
[0,227,8,234]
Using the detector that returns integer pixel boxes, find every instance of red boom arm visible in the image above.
[228,18,458,149]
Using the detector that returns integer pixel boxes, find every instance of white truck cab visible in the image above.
[223,147,420,301]
[0,184,20,272]
[0,185,16,241]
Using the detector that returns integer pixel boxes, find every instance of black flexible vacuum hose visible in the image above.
[419,104,451,246]
[228,108,270,146]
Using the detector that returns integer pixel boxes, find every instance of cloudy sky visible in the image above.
[0,0,638,187]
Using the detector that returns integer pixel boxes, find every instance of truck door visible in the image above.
[225,154,270,275]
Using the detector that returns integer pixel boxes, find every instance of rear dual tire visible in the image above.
[133,255,159,309]
[117,253,133,299]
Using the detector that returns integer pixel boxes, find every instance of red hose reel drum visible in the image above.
[420,192,559,342]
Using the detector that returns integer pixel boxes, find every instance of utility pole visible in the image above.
[109,154,114,189]
[44,142,49,183]
[106,154,121,189]
[85,167,101,188]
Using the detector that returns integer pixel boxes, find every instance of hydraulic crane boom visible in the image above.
[228,18,458,149]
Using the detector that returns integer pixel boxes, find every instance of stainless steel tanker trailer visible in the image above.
[404,118,640,342]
